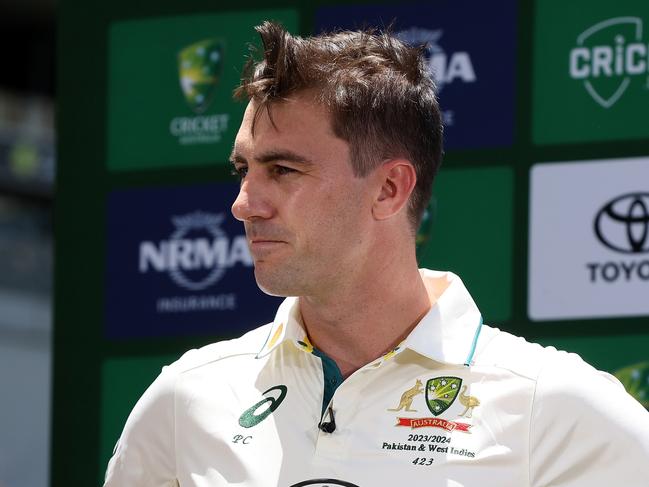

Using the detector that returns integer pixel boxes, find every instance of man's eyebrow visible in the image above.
[229,149,314,166]
[229,151,245,165]
[257,150,314,165]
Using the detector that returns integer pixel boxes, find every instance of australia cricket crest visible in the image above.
[425,377,462,416]
[178,38,224,113]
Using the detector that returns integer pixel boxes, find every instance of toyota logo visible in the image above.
[594,192,649,254]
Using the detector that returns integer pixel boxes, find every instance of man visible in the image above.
[105,22,649,487]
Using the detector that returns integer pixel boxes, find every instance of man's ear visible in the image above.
[372,159,417,221]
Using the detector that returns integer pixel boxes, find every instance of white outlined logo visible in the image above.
[139,211,252,291]
[569,17,649,108]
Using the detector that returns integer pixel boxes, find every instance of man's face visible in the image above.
[231,94,376,297]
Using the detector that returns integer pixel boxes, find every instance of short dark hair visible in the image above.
[234,21,443,230]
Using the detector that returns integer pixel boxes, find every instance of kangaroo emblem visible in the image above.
[458,385,480,418]
[388,379,424,412]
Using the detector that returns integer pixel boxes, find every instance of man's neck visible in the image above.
[298,258,434,378]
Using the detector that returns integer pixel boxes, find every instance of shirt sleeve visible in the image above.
[529,351,649,487]
[103,364,179,487]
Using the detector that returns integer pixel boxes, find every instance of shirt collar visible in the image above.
[403,269,483,366]
[257,296,309,358]
[257,269,483,366]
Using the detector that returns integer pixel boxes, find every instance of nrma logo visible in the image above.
[139,211,252,291]
[396,27,476,91]
[569,17,649,108]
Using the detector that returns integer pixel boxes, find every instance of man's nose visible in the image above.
[231,175,274,222]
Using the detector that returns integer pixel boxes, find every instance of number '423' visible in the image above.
[412,457,434,466]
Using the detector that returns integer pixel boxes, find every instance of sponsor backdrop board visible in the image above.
[315,1,517,150]
[529,157,649,320]
[99,354,179,485]
[106,183,282,338]
[537,334,649,409]
[533,0,649,144]
[107,9,298,171]
[418,167,514,322]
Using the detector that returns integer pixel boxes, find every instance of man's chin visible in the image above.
[253,267,297,297]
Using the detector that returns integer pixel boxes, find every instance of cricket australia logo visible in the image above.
[178,38,224,113]
[389,377,478,433]
[138,211,252,291]
[569,17,649,108]
[425,376,462,416]
[416,198,437,258]
[170,39,229,145]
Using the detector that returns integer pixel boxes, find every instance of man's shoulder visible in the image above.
[476,326,647,425]
[476,325,608,385]
[165,323,274,375]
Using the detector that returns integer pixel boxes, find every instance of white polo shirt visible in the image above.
[104,270,649,487]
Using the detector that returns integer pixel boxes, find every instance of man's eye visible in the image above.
[231,166,248,179]
[273,165,295,176]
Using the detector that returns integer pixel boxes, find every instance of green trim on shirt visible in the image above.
[312,347,344,417]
